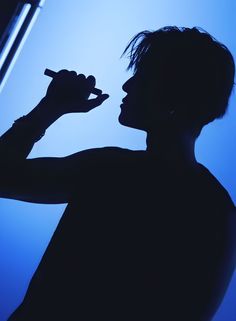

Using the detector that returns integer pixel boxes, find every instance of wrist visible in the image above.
[26,97,62,129]
[10,98,63,143]
[13,116,46,142]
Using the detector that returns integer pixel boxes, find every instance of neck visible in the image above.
[146,129,197,167]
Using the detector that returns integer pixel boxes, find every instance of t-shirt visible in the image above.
[8,147,236,321]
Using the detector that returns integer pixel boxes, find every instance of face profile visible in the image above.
[119,26,235,138]
[119,74,151,130]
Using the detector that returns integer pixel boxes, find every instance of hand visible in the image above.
[45,69,109,115]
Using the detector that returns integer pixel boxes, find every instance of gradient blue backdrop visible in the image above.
[0,1,235,320]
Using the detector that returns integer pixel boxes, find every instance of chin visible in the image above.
[118,113,147,132]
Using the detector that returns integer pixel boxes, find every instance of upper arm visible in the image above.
[0,147,115,204]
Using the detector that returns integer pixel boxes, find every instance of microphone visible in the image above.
[44,68,102,96]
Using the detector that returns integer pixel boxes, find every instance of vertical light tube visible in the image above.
[0,0,45,94]
[0,4,31,70]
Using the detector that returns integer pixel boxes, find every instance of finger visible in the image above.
[87,75,103,95]
[77,73,86,81]
[76,74,87,91]
[69,70,77,77]
[47,69,71,92]
[54,70,76,83]
[56,69,70,77]
[85,94,109,110]
[92,88,102,95]
[87,75,96,88]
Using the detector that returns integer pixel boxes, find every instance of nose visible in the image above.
[122,76,135,93]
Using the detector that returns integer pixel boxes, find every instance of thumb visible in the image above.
[86,94,110,110]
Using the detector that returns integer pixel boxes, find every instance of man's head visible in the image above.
[119,26,235,137]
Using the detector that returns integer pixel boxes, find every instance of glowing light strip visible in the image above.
[0,3,44,93]
[0,4,31,70]
[39,0,46,7]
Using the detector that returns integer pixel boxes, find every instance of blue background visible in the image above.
[0,1,235,320]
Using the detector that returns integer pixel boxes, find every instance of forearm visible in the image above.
[0,70,108,203]
[0,97,61,161]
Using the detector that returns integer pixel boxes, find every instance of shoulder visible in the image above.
[66,146,136,162]
[63,146,144,171]
[197,163,236,212]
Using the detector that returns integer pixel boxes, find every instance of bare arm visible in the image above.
[0,70,109,203]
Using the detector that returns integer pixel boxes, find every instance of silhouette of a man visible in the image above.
[1,26,236,321]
